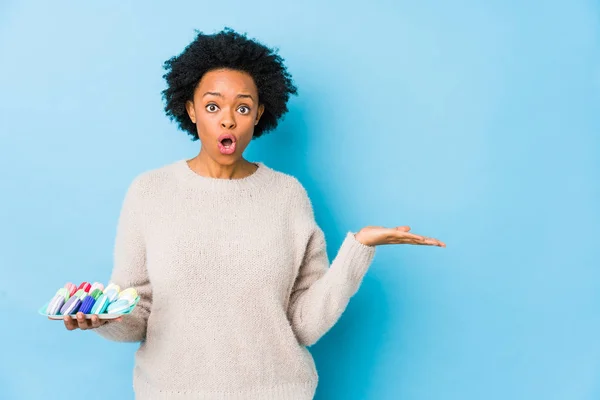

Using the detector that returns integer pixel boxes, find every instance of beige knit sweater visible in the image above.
[94,159,377,399]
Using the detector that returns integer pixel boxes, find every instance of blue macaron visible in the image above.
[79,295,96,314]
[90,294,110,314]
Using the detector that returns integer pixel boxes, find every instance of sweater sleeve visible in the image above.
[94,176,153,343]
[287,184,376,347]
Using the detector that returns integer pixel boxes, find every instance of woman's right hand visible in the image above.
[52,312,123,330]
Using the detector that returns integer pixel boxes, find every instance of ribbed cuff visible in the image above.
[93,315,144,343]
[329,231,376,286]
[134,379,317,400]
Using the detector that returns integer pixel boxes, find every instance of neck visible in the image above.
[187,151,257,180]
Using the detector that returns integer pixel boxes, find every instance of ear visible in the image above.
[255,104,265,126]
[186,100,196,124]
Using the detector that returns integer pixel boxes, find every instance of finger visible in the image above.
[422,236,445,247]
[419,236,445,247]
[64,315,78,330]
[419,236,434,244]
[91,314,102,329]
[399,232,425,241]
[76,312,89,330]
[395,226,411,232]
[398,234,430,245]
[416,235,434,244]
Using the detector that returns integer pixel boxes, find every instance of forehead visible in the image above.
[196,68,258,95]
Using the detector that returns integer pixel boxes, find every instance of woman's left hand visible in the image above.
[354,226,446,247]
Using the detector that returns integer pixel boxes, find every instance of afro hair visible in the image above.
[161,27,298,141]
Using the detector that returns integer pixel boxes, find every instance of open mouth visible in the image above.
[218,134,237,154]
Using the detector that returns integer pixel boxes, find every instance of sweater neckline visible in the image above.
[174,159,272,191]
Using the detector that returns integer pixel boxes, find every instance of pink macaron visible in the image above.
[64,282,77,297]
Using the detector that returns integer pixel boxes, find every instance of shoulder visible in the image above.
[124,159,183,199]
[267,167,310,199]
[266,167,315,216]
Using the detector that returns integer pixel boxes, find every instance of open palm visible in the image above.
[354,226,446,247]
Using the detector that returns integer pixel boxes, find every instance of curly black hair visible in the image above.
[161,27,298,141]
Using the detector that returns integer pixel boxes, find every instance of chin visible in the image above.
[215,154,243,164]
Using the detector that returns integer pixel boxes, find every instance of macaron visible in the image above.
[106,299,132,314]
[73,289,87,299]
[105,283,120,294]
[118,288,138,303]
[78,295,96,314]
[90,294,110,314]
[46,293,65,315]
[89,288,103,300]
[89,282,104,293]
[77,282,92,293]
[55,287,70,301]
[64,282,77,297]
[104,288,119,303]
[60,296,82,315]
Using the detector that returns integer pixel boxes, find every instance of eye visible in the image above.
[206,103,219,113]
[238,106,251,115]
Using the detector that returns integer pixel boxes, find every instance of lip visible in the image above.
[217,133,237,155]
[218,133,237,144]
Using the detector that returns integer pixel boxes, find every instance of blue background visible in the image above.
[1,0,599,399]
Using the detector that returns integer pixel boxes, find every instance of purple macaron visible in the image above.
[60,295,82,315]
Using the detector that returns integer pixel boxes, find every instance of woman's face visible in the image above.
[186,68,265,164]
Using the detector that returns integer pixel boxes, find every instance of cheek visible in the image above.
[196,112,216,127]
[194,119,213,140]
[243,115,256,127]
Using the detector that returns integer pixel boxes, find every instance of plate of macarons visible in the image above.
[39,281,140,320]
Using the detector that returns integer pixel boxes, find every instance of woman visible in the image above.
[61,27,445,399]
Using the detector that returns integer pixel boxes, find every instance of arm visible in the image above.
[287,184,376,347]
[94,176,152,343]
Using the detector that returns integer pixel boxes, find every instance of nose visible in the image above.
[220,110,236,130]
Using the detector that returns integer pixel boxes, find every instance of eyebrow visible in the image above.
[202,92,254,101]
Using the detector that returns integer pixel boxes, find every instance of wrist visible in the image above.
[354,231,372,247]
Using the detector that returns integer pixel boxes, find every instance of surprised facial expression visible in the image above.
[186,68,265,162]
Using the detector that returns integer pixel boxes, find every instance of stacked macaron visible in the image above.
[44,281,138,316]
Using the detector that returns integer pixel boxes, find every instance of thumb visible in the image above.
[395,226,411,232]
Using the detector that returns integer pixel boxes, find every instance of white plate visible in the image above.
[44,312,127,320]
[39,296,140,320]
